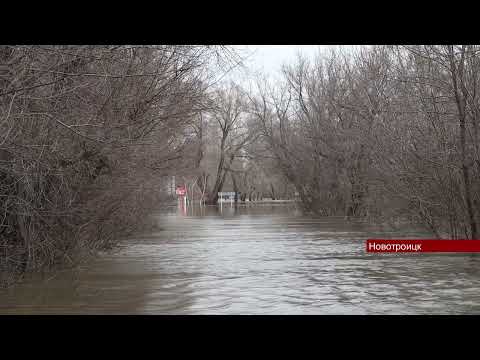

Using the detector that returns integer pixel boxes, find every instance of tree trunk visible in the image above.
[270,183,276,200]
[231,172,238,203]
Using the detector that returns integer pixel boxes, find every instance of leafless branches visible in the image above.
[246,45,480,237]
[0,45,228,286]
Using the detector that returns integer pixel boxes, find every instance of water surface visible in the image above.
[1,204,480,314]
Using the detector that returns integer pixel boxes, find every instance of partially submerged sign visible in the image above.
[218,192,236,200]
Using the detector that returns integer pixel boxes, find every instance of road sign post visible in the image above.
[176,186,187,213]
[218,192,236,211]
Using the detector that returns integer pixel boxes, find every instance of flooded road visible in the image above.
[2,204,480,314]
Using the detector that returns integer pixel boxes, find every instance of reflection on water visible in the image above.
[2,203,480,314]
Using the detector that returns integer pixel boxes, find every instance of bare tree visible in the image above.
[203,83,259,204]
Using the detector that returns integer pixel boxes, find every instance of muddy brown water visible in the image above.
[1,204,480,314]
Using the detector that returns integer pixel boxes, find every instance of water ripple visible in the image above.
[2,205,480,314]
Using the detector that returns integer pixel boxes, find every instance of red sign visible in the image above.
[366,239,480,253]
[176,186,186,196]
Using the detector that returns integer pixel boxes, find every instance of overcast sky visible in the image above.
[221,45,358,85]
[240,45,322,72]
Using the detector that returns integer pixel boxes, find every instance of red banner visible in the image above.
[366,239,480,253]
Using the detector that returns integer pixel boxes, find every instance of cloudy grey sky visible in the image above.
[220,45,358,85]
[240,45,322,73]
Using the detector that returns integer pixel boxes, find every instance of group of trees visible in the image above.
[246,45,480,239]
[0,45,230,285]
[157,44,480,242]
[182,82,293,205]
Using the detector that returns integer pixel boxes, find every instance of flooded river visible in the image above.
[2,204,480,314]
